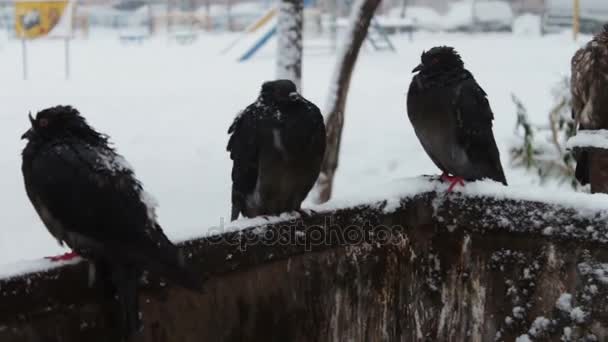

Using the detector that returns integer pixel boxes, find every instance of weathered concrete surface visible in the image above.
[590,149,608,194]
[569,133,608,194]
[1,189,608,341]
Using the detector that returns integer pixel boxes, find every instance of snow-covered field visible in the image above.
[0,29,589,268]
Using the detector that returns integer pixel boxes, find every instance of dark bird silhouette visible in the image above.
[571,25,608,187]
[407,46,507,190]
[227,79,326,220]
[21,106,202,340]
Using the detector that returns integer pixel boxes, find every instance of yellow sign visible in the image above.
[15,1,69,39]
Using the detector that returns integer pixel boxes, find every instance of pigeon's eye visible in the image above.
[39,118,49,128]
[431,58,440,65]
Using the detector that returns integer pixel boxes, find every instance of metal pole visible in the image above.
[227,0,233,31]
[21,39,27,80]
[147,0,153,35]
[573,0,580,41]
[400,0,407,18]
[471,0,477,32]
[166,0,171,34]
[64,37,70,80]
[330,0,337,52]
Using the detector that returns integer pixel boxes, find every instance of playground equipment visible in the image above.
[117,5,151,45]
[220,7,276,57]
[366,17,396,52]
[224,1,397,62]
[237,24,276,62]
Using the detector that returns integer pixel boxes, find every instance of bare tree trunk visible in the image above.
[276,0,303,90]
[314,0,382,204]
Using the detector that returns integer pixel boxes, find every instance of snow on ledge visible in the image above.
[567,130,608,150]
[176,176,608,243]
[3,177,608,281]
[171,176,441,244]
[453,179,608,214]
[0,257,82,282]
[319,176,608,217]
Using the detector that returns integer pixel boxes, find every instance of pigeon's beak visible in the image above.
[21,128,33,140]
[412,64,423,73]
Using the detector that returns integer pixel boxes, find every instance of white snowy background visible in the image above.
[0,21,593,270]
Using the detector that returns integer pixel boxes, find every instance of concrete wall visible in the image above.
[1,189,607,341]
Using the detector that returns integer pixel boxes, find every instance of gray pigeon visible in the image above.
[227,80,326,220]
[407,46,507,190]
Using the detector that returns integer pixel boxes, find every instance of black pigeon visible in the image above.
[21,106,202,339]
[407,46,507,190]
[227,79,326,220]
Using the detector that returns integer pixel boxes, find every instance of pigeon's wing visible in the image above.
[284,100,326,157]
[304,106,327,200]
[301,102,326,185]
[25,142,199,288]
[406,77,450,173]
[227,104,261,220]
[454,78,507,185]
[283,100,327,198]
[310,104,327,162]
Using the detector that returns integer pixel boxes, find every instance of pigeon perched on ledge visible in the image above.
[21,106,202,339]
[227,80,326,220]
[570,25,608,187]
[406,46,507,191]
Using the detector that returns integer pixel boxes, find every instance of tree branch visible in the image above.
[314,0,382,203]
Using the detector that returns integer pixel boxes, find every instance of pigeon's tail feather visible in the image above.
[112,266,142,340]
[230,188,244,221]
[137,239,204,293]
[132,223,205,293]
[494,164,508,186]
[483,136,508,186]
[231,204,240,221]
[154,253,205,293]
[467,158,507,186]
[498,176,508,186]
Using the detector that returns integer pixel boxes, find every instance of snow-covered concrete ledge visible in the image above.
[1,177,608,341]
[567,129,608,194]
[567,129,608,150]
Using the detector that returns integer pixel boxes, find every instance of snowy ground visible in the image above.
[0,29,590,268]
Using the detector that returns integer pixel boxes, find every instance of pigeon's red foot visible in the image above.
[45,252,79,262]
[440,173,465,192]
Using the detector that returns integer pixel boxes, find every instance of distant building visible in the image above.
[508,0,545,14]
[397,0,544,15]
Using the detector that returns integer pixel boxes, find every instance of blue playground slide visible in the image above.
[238,26,277,62]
